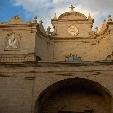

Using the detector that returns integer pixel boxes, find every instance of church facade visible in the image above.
[0,5,113,113]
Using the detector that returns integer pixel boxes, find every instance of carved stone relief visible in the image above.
[5,32,21,50]
[67,25,79,36]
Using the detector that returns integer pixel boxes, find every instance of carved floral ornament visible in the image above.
[5,32,21,50]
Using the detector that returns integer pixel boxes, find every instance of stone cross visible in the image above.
[69,5,75,12]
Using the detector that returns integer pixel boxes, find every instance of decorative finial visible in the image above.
[108,14,112,22]
[69,5,75,12]
[88,13,91,18]
[108,15,111,18]
[95,26,98,33]
[54,13,57,19]
[89,13,91,17]
[33,16,38,23]
[47,26,51,35]
[39,20,43,24]
[14,16,20,19]
[34,16,37,20]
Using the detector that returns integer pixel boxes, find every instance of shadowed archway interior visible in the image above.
[35,78,112,113]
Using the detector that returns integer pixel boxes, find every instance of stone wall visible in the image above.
[0,16,37,62]
[0,63,113,113]
[52,29,112,62]
[35,31,50,61]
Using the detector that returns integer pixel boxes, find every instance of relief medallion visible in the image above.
[68,25,79,36]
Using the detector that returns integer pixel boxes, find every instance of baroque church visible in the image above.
[0,5,113,113]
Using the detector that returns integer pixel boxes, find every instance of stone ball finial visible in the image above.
[33,16,38,23]
[108,15,111,18]
[108,14,112,22]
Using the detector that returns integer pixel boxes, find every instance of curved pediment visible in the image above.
[9,16,23,24]
[58,12,87,20]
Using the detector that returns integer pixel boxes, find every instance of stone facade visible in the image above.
[36,9,113,62]
[0,6,113,113]
[0,16,37,63]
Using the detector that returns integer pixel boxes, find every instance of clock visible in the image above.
[68,25,79,36]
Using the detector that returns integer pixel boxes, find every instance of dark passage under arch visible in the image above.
[35,78,112,113]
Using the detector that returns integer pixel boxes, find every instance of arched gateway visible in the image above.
[35,78,112,113]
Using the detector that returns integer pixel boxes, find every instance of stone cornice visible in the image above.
[107,21,113,25]
[0,61,113,69]
[0,23,38,28]
[52,37,95,40]
[52,19,93,23]
[0,23,38,33]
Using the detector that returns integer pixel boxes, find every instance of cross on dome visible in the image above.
[69,5,75,12]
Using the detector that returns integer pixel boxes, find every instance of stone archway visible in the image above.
[35,78,112,113]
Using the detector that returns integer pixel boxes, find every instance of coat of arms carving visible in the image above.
[5,32,21,50]
[68,25,79,36]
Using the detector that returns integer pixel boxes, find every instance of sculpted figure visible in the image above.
[6,33,19,49]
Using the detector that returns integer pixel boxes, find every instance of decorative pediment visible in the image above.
[9,16,23,24]
[58,12,87,20]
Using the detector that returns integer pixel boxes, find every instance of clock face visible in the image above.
[68,25,79,36]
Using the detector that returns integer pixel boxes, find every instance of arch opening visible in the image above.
[35,78,112,113]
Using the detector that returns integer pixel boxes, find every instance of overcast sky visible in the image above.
[0,0,113,29]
